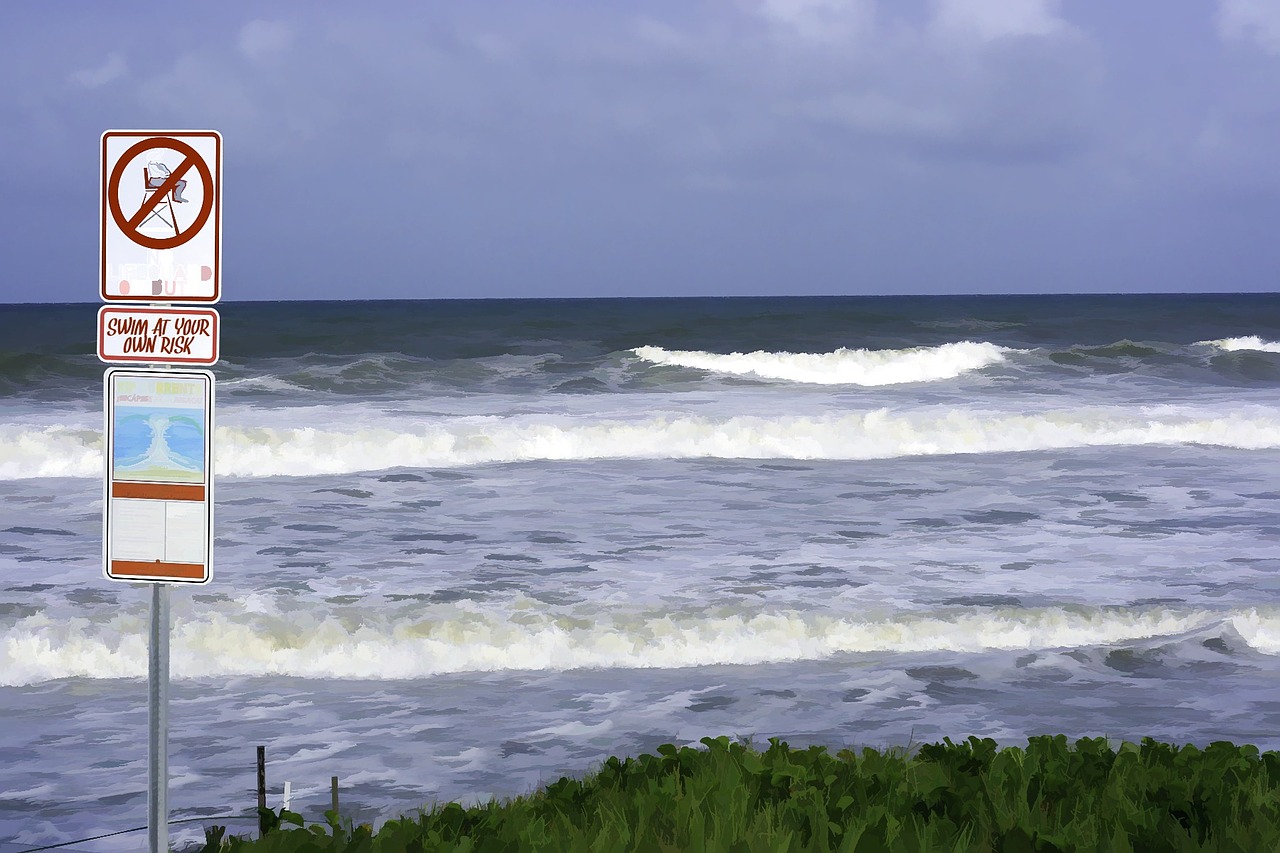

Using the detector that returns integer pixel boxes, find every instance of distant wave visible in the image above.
[1050,341,1163,360]
[4,405,1280,480]
[3,603,1262,685]
[631,342,1015,385]
[1198,336,1280,354]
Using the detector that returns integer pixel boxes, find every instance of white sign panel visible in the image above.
[101,130,222,303]
[98,306,220,365]
[104,368,214,584]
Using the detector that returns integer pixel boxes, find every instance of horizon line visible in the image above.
[5,290,1279,307]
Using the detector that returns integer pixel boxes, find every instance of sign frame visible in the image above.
[100,129,223,304]
[97,306,221,365]
[103,367,215,585]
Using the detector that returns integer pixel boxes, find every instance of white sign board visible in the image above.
[98,306,220,365]
[101,130,222,303]
[104,368,214,584]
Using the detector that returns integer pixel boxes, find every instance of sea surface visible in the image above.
[3,294,1280,850]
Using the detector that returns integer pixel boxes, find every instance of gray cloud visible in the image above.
[928,0,1069,42]
[1,1,1279,301]
[239,19,295,62]
[1218,0,1280,54]
[69,52,128,89]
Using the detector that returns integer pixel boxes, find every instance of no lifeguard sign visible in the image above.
[101,130,222,303]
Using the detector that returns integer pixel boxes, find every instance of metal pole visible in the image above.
[148,583,170,853]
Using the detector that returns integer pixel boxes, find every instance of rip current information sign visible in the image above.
[103,368,214,584]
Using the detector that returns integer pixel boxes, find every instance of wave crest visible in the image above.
[1198,336,1280,354]
[632,342,1013,385]
[0,604,1241,685]
[5,406,1280,479]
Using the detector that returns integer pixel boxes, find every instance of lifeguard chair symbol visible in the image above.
[141,162,182,237]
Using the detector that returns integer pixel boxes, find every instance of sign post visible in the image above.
[100,129,221,853]
[148,582,169,853]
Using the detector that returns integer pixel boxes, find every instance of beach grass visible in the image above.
[197,734,1280,851]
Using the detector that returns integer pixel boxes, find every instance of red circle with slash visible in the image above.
[107,136,215,251]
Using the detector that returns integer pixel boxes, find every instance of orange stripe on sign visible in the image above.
[110,560,207,580]
[112,482,205,501]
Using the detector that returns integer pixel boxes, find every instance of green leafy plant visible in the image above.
[197,735,1280,851]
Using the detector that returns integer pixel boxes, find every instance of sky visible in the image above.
[3,0,1280,303]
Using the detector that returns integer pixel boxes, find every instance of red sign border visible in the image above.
[100,130,222,304]
[97,306,221,365]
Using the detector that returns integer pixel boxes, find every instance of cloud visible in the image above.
[132,50,269,154]
[756,0,875,42]
[929,0,1068,43]
[19,3,1103,194]
[7,0,1280,301]
[791,91,954,139]
[1218,0,1280,54]
[239,19,294,62]
[470,32,518,63]
[744,0,1097,168]
[69,52,127,89]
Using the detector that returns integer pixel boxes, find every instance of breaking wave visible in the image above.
[631,342,1015,385]
[2,603,1266,685]
[4,404,1279,479]
[1199,336,1280,354]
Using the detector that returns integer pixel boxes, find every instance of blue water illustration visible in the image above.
[112,406,205,481]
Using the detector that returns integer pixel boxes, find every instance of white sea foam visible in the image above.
[4,405,1279,479]
[0,604,1233,686]
[0,426,103,479]
[632,342,1015,385]
[1229,609,1280,654]
[1198,336,1280,353]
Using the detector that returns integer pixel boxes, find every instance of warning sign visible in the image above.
[98,306,220,365]
[103,368,214,584]
[101,131,221,303]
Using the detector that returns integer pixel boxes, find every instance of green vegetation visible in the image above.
[199,734,1280,851]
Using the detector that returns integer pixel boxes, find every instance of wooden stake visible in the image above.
[257,746,267,837]
[331,775,339,816]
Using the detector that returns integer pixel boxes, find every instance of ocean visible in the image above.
[3,294,1280,850]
